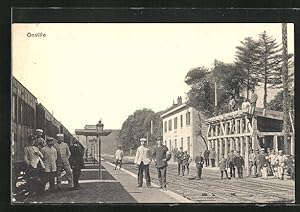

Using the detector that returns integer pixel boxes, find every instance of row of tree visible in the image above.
[185,31,294,117]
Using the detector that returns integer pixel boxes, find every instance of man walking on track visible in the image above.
[54,134,74,190]
[69,137,84,190]
[134,138,152,187]
[152,136,171,190]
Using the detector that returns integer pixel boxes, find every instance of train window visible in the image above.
[12,95,16,122]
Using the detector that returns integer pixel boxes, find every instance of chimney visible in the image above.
[173,100,176,106]
[177,96,182,105]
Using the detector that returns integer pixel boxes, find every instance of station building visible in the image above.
[161,97,207,159]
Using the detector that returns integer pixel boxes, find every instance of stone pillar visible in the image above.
[224,138,228,159]
[291,133,295,156]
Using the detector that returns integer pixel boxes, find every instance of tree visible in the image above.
[256,31,283,108]
[119,108,162,150]
[235,37,260,99]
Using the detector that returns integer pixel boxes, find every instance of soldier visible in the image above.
[175,147,184,176]
[114,145,124,170]
[267,149,277,178]
[203,148,210,167]
[210,148,216,167]
[195,152,204,180]
[275,150,286,180]
[248,149,256,177]
[233,151,245,178]
[54,134,74,190]
[219,154,230,180]
[41,137,57,192]
[69,137,84,190]
[182,151,192,176]
[134,138,152,187]
[249,89,258,114]
[34,129,46,150]
[257,148,267,177]
[228,150,236,178]
[152,136,171,190]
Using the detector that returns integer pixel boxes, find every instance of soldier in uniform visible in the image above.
[275,150,286,180]
[41,137,57,192]
[195,152,204,180]
[152,136,171,190]
[175,147,184,176]
[203,148,210,167]
[69,137,84,190]
[54,134,74,190]
[182,151,192,176]
[34,129,46,150]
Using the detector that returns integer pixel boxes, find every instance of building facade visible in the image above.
[161,102,207,159]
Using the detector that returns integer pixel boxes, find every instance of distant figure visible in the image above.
[219,154,230,180]
[241,99,251,111]
[134,138,151,187]
[229,96,236,112]
[257,148,267,178]
[172,147,178,162]
[152,136,171,190]
[195,152,204,180]
[69,137,84,190]
[228,150,236,178]
[203,148,210,167]
[249,89,258,114]
[275,150,286,180]
[209,148,216,167]
[233,151,245,178]
[34,129,46,150]
[175,147,184,176]
[267,149,277,178]
[114,145,124,170]
[54,134,73,189]
[182,151,192,176]
[41,137,57,192]
[248,149,257,177]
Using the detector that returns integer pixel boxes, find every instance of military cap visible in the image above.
[57,133,64,138]
[36,129,43,133]
[140,138,147,142]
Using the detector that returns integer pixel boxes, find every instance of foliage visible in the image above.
[119,108,162,150]
[235,37,260,99]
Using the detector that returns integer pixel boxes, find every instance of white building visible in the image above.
[161,97,207,159]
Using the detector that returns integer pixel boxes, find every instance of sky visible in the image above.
[12,23,294,133]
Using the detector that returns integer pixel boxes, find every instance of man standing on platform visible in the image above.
[69,137,84,190]
[249,89,258,114]
[152,136,171,190]
[34,129,46,150]
[41,137,57,192]
[134,138,152,187]
[210,148,216,167]
[175,147,184,176]
[203,148,210,167]
[54,134,74,190]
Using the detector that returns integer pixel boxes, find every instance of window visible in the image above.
[174,117,178,130]
[181,138,183,148]
[187,137,191,155]
[168,119,172,131]
[180,115,183,127]
[164,121,167,133]
[12,95,16,122]
[186,111,191,126]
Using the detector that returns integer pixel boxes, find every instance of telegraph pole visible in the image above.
[281,23,290,154]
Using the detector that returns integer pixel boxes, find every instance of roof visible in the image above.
[205,107,283,124]
[74,129,112,136]
[161,103,189,118]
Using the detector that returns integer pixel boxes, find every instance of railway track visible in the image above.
[103,155,295,203]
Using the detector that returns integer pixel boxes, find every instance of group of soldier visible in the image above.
[23,129,84,196]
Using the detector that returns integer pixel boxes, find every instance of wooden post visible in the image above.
[230,138,233,152]
[251,117,257,150]
[235,118,239,152]
[224,138,228,159]
[215,139,219,166]
[240,137,244,158]
[245,136,249,176]
[273,135,278,151]
[291,133,295,156]
[219,138,223,159]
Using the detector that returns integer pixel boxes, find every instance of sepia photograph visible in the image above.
[11,21,295,204]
